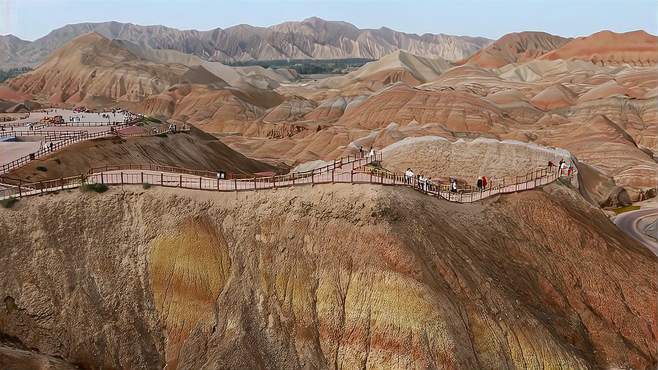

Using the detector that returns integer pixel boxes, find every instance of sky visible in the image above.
[1,0,656,41]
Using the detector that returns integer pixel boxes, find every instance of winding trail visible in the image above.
[0,153,568,204]
[614,208,658,255]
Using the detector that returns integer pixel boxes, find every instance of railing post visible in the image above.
[40,181,44,194]
[100,172,104,184]
[292,173,296,185]
[199,176,202,189]
[370,171,373,183]
[179,175,182,188]
[141,171,144,184]
[18,183,21,198]
[217,177,220,191]
[234,179,237,192]
[311,170,315,186]
[332,169,335,183]
[61,177,64,190]
[350,170,354,183]
[160,173,164,186]
[254,177,257,190]
[273,176,277,189]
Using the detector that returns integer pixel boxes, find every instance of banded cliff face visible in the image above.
[0,183,655,369]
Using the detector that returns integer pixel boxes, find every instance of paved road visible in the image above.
[614,208,658,255]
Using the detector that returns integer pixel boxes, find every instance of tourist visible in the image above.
[49,142,53,152]
[404,168,414,184]
[418,174,425,191]
[368,147,375,159]
[359,146,364,158]
[558,159,565,175]
[450,178,458,193]
[482,176,488,189]
[567,163,574,177]
[477,177,483,191]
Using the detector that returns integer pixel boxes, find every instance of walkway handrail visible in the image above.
[0,151,574,204]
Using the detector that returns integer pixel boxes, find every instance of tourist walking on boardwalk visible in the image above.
[558,159,565,175]
[450,178,457,193]
[368,147,375,160]
[359,147,364,158]
[418,174,425,191]
[482,176,488,190]
[404,168,414,184]
[477,177,483,191]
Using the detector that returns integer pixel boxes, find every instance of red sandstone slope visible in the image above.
[0,183,655,369]
[462,31,570,68]
[539,30,658,66]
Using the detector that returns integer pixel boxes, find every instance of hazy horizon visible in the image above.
[1,0,656,42]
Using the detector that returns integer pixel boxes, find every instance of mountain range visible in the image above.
[0,17,492,68]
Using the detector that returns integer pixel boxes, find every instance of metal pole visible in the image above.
[161,173,164,186]
[141,171,144,184]
[179,175,182,188]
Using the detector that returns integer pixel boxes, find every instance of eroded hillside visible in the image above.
[0,182,655,369]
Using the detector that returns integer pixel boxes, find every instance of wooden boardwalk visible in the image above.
[0,153,571,204]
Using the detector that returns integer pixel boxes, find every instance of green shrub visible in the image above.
[0,197,18,208]
[613,205,640,214]
[155,133,168,138]
[36,166,48,172]
[81,183,109,193]
[142,183,152,189]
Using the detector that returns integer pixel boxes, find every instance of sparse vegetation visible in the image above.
[81,183,109,193]
[0,67,32,83]
[142,183,152,189]
[156,133,168,138]
[612,205,641,214]
[36,166,48,172]
[227,58,372,75]
[0,197,18,208]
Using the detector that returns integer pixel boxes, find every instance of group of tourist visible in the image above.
[548,159,575,177]
[358,146,377,160]
[403,168,435,192]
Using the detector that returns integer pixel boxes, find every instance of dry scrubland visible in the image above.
[0,183,655,369]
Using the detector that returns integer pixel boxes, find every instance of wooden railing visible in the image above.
[0,152,574,204]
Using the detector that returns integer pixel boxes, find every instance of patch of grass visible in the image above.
[155,133,168,138]
[81,183,109,193]
[142,183,152,189]
[0,197,18,208]
[612,205,641,214]
[141,116,161,125]
[36,166,48,172]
